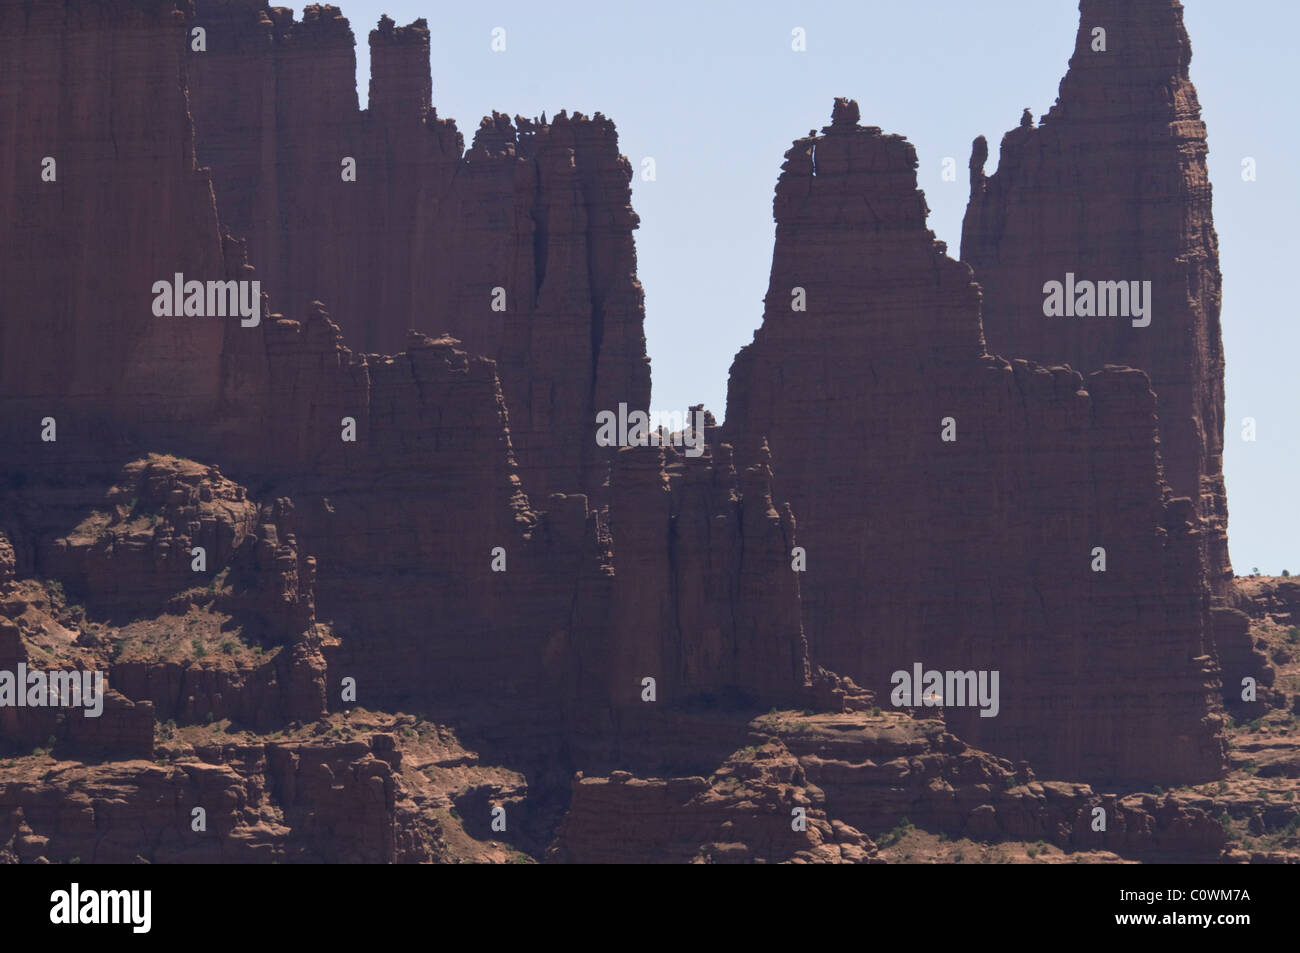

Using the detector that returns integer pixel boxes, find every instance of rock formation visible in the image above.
[961,0,1230,600]
[0,0,1284,864]
[0,0,808,737]
[0,0,233,459]
[722,98,1226,785]
[1,735,415,863]
[552,710,1229,864]
[184,3,650,500]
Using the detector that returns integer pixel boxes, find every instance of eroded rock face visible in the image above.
[550,712,1229,863]
[961,0,1231,599]
[41,457,260,616]
[0,455,328,742]
[0,0,1268,863]
[0,597,155,759]
[0,533,14,585]
[549,768,876,865]
[722,102,1226,786]
[604,436,811,710]
[184,4,650,501]
[0,0,232,458]
[0,2,808,736]
[0,0,647,547]
[8,455,316,642]
[0,739,408,863]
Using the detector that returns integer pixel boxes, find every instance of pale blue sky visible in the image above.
[290,1,1296,574]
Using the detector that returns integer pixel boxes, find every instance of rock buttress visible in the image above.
[723,101,1227,786]
[0,2,805,745]
[961,0,1230,599]
[605,431,811,712]
[185,3,651,501]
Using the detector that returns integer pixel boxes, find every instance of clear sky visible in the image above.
[304,1,1295,575]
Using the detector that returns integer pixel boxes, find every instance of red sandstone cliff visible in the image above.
[0,0,235,455]
[722,99,1226,785]
[605,434,811,710]
[184,3,650,501]
[961,0,1230,600]
[0,0,1273,864]
[0,0,808,737]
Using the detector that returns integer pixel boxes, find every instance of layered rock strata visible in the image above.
[550,711,1231,863]
[0,2,812,753]
[722,98,1226,785]
[0,0,1262,862]
[961,0,1230,599]
[184,3,650,500]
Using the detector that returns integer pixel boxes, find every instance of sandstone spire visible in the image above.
[724,100,1226,784]
[962,0,1230,598]
[185,4,651,502]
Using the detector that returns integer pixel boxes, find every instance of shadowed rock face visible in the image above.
[0,0,1255,864]
[0,2,650,505]
[0,1,808,738]
[550,712,1229,864]
[184,3,650,502]
[961,0,1230,600]
[0,0,232,454]
[722,98,1227,786]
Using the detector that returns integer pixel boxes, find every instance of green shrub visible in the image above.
[877,818,913,848]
